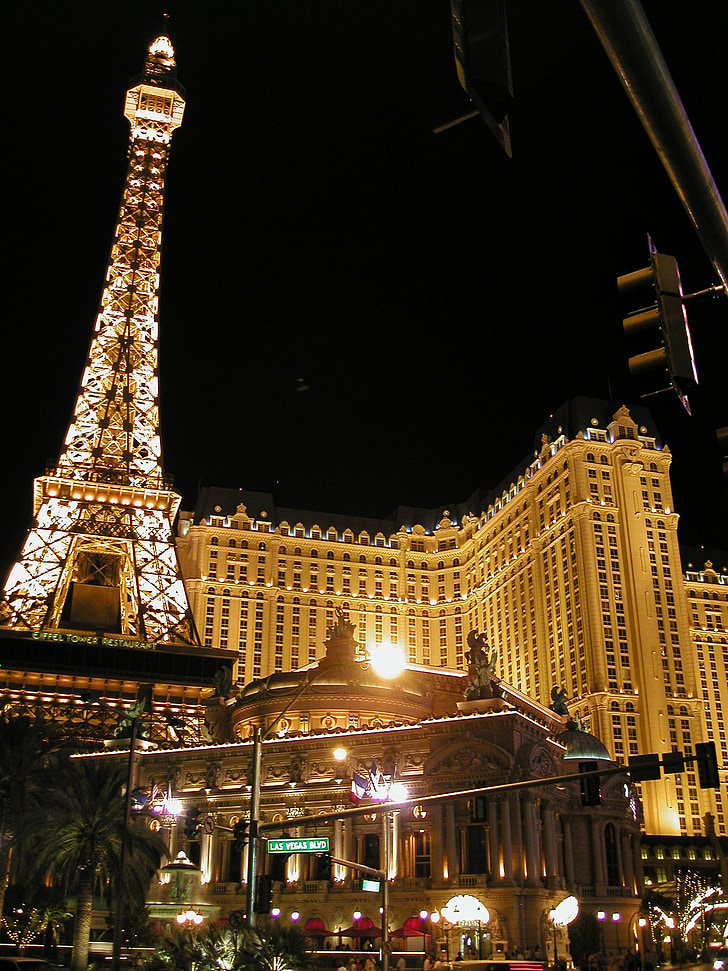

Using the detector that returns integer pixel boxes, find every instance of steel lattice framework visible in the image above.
[0,36,199,646]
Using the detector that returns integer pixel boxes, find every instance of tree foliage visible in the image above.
[20,757,167,971]
[148,920,311,971]
[0,712,66,918]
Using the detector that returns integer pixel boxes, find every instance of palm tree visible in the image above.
[21,757,167,971]
[0,712,64,919]
[148,921,312,971]
[151,923,239,971]
[242,919,311,971]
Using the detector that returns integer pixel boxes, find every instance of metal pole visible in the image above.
[112,717,138,971]
[243,662,346,930]
[382,811,390,971]
[578,0,728,293]
[245,725,262,928]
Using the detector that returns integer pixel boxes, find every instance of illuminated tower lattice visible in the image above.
[0,36,199,646]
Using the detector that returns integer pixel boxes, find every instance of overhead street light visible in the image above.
[244,635,406,929]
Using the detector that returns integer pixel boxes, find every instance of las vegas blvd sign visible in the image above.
[267,837,330,854]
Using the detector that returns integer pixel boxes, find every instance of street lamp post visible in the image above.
[420,910,429,955]
[382,810,394,971]
[549,897,580,971]
[613,913,622,954]
[244,660,339,928]
[598,911,606,960]
[244,635,406,929]
[112,714,141,971]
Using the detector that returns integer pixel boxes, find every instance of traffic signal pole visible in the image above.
[244,661,348,928]
[256,746,720,835]
[579,0,728,294]
[320,852,390,971]
[245,724,262,928]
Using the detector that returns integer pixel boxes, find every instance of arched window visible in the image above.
[605,824,620,886]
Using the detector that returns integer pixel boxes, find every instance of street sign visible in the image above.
[267,837,330,854]
[362,878,381,893]
[202,815,215,835]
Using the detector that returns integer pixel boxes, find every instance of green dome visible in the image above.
[558,724,612,761]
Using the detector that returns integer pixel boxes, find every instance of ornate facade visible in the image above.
[93,619,644,959]
[176,399,728,839]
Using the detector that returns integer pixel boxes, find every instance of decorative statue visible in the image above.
[326,607,356,641]
[550,686,569,715]
[464,631,498,701]
[113,696,149,739]
[213,664,233,699]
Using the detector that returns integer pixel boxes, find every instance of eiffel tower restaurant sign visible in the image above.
[32,630,155,651]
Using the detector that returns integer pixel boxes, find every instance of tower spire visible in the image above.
[0,35,199,646]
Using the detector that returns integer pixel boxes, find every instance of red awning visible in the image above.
[391,916,429,938]
[305,917,337,937]
[340,917,382,938]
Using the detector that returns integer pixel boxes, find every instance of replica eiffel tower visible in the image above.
[0,34,199,649]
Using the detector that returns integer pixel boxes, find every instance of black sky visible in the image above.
[2,1,727,579]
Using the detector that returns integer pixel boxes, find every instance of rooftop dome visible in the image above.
[558,721,613,761]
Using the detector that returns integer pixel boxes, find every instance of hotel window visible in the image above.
[414,831,431,878]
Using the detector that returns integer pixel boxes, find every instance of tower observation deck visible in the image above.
[0,36,199,646]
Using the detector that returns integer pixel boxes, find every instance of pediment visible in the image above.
[425,736,513,780]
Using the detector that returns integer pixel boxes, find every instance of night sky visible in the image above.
[2,1,727,581]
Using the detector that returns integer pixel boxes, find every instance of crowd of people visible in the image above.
[327,943,704,971]
[578,949,658,971]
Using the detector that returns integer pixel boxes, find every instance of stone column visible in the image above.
[334,818,345,883]
[523,795,541,886]
[561,816,576,887]
[200,830,214,885]
[286,825,303,884]
[591,818,606,890]
[430,804,444,885]
[391,811,400,879]
[542,801,559,888]
[344,818,354,882]
[445,802,458,880]
[621,829,635,892]
[489,798,500,881]
[501,794,514,885]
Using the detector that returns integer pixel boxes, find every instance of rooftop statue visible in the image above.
[326,607,356,642]
[464,630,498,700]
[550,685,569,715]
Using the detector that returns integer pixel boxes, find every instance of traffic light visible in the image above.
[184,807,202,840]
[628,753,661,782]
[618,236,698,414]
[255,874,272,914]
[579,761,602,807]
[233,819,249,851]
[316,852,333,880]
[451,0,513,156]
[696,741,720,789]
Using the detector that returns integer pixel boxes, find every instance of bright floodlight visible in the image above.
[369,642,406,679]
[333,746,348,762]
[552,896,579,926]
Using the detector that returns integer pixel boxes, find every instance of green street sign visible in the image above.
[267,837,330,854]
